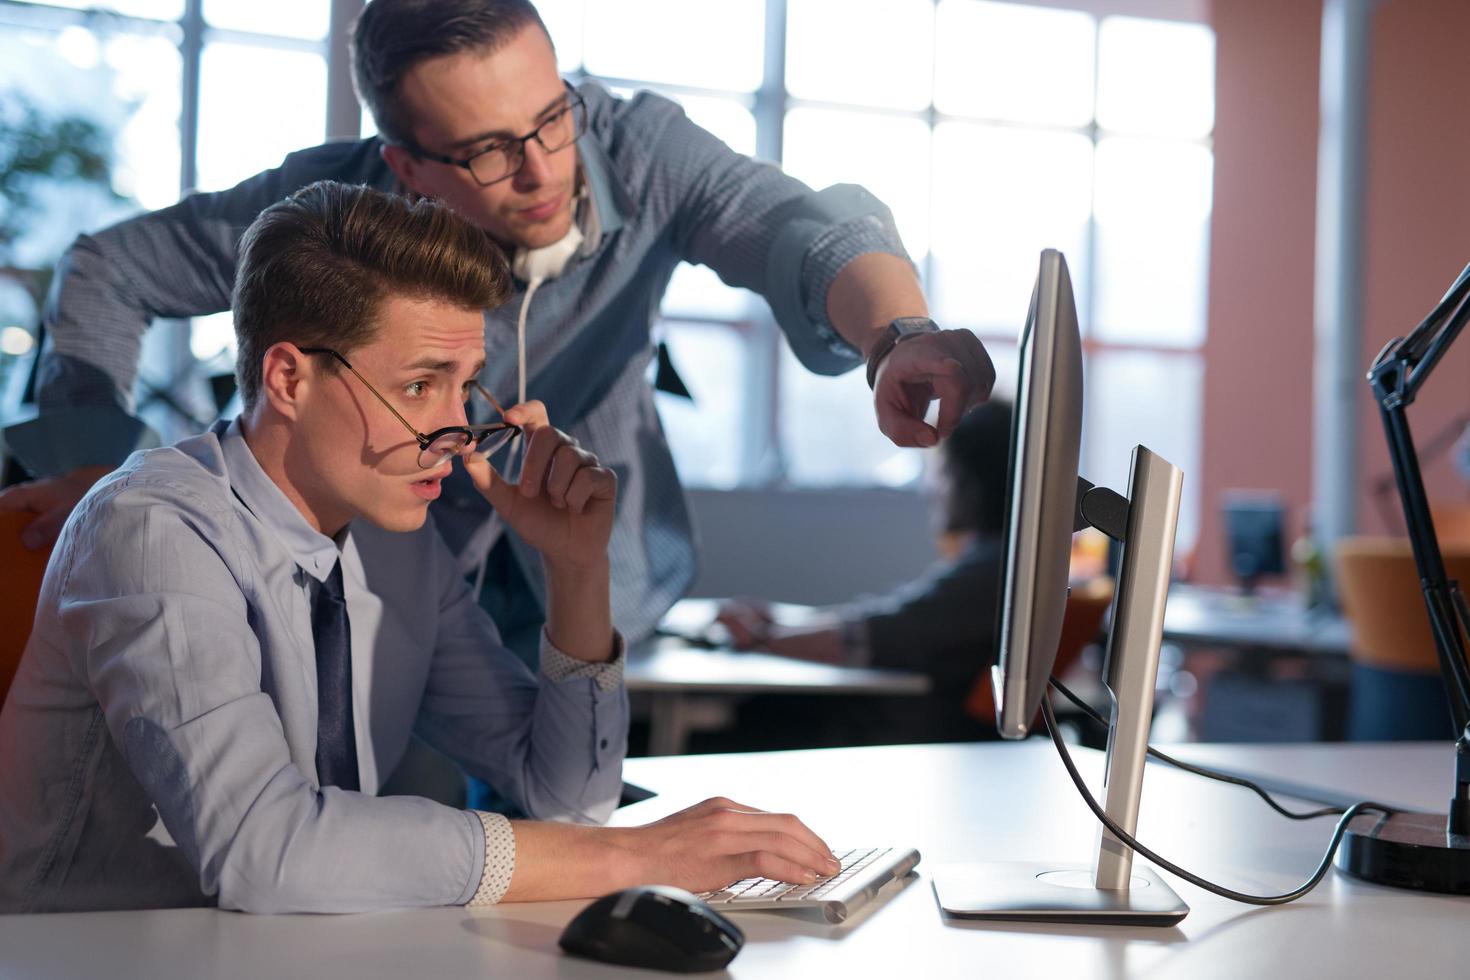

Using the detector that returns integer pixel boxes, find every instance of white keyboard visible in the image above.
[697,846,921,924]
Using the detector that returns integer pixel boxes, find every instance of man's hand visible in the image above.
[715,598,775,650]
[0,464,113,550]
[461,401,617,571]
[501,796,841,902]
[620,797,840,893]
[871,329,995,448]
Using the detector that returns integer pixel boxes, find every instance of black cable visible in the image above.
[1040,691,1397,905]
[1048,676,1345,820]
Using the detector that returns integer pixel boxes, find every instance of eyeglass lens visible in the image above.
[468,99,585,185]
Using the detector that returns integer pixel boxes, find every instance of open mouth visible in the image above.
[410,466,451,501]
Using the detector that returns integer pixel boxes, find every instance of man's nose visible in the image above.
[514,138,554,189]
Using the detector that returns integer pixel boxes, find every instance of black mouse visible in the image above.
[558,885,745,973]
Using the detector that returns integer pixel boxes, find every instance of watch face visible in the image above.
[893,316,938,337]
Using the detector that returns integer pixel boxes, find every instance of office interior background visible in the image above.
[1,0,1467,741]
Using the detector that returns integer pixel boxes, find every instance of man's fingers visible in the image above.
[516,423,560,497]
[501,399,549,428]
[545,444,593,507]
[564,466,615,514]
[461,452,514,512]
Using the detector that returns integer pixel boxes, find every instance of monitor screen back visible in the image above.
[994,249,1085,739]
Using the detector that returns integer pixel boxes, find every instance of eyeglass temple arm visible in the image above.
[299,347,429,446]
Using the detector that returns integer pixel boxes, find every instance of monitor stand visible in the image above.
[933,445,1190,926]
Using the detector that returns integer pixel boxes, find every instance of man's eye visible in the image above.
[405,381,428,398]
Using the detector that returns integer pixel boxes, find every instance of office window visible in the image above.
[0,0,341,441]
[552,0,1215,549]
[3,1,1215,549]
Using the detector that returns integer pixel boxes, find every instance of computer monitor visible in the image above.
[1221,491,1287,594]
[932,249,1190,925]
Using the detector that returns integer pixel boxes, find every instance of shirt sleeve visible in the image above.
[13,140,386,475]
[59,472,486,914]
[616,90,911,376]
[412,532,628,827]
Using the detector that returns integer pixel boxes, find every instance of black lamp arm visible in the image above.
[1366,260,1470,836]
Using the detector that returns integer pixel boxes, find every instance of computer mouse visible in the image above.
[558,885,745,973]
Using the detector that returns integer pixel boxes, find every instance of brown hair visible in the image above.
[351,0,548,147]
[232,180,510,410]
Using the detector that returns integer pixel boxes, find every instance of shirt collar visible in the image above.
[216,418,343,584]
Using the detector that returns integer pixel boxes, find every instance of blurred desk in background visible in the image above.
[1163,584,1352,658]
[1161,585,1354,742]
[627,600,930,755]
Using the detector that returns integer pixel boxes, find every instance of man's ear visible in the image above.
[259,342,311,420]
[381,142,432,200]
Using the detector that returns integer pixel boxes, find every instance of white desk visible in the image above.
[3,740,1463,979]
[627,600,931,754]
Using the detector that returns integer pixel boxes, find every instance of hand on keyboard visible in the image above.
[616,797,841,894]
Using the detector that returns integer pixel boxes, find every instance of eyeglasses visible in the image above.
[404,85,588,187]
[298,347,519,469]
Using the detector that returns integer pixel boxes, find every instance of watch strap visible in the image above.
[865,317,939,389]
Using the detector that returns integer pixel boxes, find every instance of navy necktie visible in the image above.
[312,560,359,791]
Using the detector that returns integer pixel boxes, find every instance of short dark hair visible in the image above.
[232,180,511,410]
[351,0,548,146]
[942,399,1014,537]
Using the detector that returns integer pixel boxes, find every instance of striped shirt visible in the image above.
[22,81,910,641]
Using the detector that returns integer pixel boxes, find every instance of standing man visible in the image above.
[0,0,994,650]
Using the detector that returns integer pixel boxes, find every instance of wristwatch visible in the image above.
[865,316,940,389]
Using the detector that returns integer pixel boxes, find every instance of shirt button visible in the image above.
[599,738,609,750]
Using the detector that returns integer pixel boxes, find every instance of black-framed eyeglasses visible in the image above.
[299,347,519,469]
[402,84,588,187]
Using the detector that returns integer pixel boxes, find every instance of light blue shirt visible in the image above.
[0,419,627,914]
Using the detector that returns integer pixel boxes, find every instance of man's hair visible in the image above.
[351,0,548,147]
[942,399,1015,538]
[232,180,511,410]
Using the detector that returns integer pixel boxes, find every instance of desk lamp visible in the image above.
[1345,261,1470,893]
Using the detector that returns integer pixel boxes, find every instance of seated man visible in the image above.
[712,400,1015,748]
[0,181,837,914]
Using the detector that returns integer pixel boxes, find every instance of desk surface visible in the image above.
[3,740,1463,980]
[1163,584,1354,657]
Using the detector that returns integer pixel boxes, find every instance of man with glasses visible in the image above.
[1,0,995,660]
[0,182,841,914]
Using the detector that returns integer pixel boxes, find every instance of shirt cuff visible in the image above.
[539,629,626,693]
[801,214,914,361]
[466,810,517,906]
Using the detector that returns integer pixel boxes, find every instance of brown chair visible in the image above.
[1335,537,1470,739]
[965,576,1115,724]
[0,511,54,707]
[1335,537,1470,673]
[1431,502,1470,547]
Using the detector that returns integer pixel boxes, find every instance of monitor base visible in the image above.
[1337,810,1470,895]
[932,862,1189,926]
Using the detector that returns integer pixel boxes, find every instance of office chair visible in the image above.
[1335,537,1470,740]
[1,510,53,706]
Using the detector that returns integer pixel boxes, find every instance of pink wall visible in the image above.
[1195,0,1470,585]
[1196,0,1321,583]
[1358,0,1470,536]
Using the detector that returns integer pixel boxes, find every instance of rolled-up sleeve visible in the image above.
[413,536,628,827]
[61,477,485,914]
[625,92,911,375]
